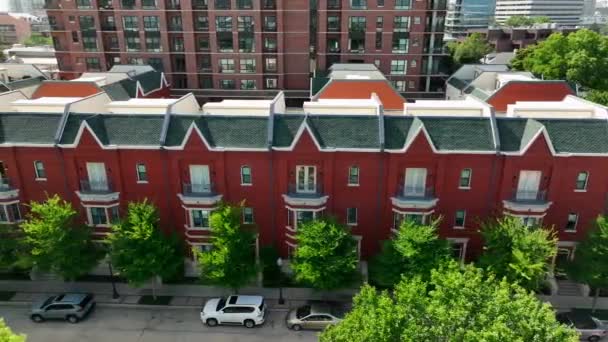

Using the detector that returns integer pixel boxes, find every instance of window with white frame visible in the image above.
[136,163,148,182]
[0,203,22,223]
[459,168,471,188]
[404,168,427,196]
[348,166,359,186]
[454,210,466,228]
[346,207,357,225]
[296,165,316,193]
[390,60,407,75]
[450,241,465,262]
[89,207,108,225]
[243,207,254,224]
[191,209,210,228]
[521,216,542,228]
[34,161,46,180]
[287,209,318,230]
[575,171,588,191]
[565,213,578,232]
[516,170,541,200]
[197,244,213,253]
[393,212,424,229]
[241,166,252,185]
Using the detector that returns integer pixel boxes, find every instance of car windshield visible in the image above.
[296,305,311,319]
[330,306,347,319]
[79,295,92,308]
[42,296,55,307]
[216,298,227,311]
[259,300,265,311]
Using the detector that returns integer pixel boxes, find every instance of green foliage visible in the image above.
[291,218,358,290]
[321,263,579,342]
[0,318,26,342]
[509,45,537,71]
[585,89,608,106]
[479,216,557,291]
[109,200,183,288]
[21,195,102,280]
[505,16,551,27]
[0,225,29,270]
[370,219,450,288]
[566,216,608,309]
[511,29,608,90]
[195,204,257,291]
[446,33,493,68]
[23,34,52,47]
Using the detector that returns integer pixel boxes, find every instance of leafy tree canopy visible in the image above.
[510,29,608,90]
[567,216,608,311]
[446,33,493,68]
[23,34,52,47]
[321,263,578,342]
[0,224,29,270]
[478,216,557,291]
[584,89,608,106]
[21,195,102,280]
[0,318,26,342]
[109,200,183,289]
[504,16,551,27]
[292,217,358,290]
[370,218,451,288]
[195,203,257,291]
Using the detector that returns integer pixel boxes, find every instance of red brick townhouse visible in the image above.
[0,89,607,282]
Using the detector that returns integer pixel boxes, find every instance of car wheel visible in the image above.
[66,315,79,324]
[206,318,218,327]
[244,319,255,328]
[30,314,44,323]
[292,324,302,331]
[588,336,600,342]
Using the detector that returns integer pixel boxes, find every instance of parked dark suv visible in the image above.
[30,293,96,323]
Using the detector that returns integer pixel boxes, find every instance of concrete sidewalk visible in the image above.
[0,280,358,310]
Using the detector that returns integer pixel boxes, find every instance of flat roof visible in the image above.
[107,98,178,107]
[13,97,81,105]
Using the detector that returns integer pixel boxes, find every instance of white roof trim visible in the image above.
[57,120,161,150]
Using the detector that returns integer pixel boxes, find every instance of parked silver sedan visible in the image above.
[286,302,346,331]
[557,311,608,342]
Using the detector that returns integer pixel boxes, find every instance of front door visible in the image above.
[296,166,316,193]
[404,168,427,196]
[516,170,541,200]
[86,162,108,191]
[554,248,572,279]
[189,165,210,193]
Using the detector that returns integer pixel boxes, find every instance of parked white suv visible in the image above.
[201,295,266,328]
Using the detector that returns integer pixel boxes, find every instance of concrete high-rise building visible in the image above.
[45,0,448,103]
[495,0,585,25]
[584,0,597,16]
[9,0,46,15]
[445,0,496,39]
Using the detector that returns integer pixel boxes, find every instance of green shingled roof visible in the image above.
[384,116,414,150]
[538,119,608,154]
[59,114,164,145]
[7,76,45,90]
[101,82,131,101]
[307,115,380,149]
[133,71,163,94]
[197,116,268,148]
[495,118,528,152]
[0,113,62,144]
[118,78,137,98]
[311,77,330,96]
[165,116,193,147]
[420,117,495,151]
[273,115,305,147]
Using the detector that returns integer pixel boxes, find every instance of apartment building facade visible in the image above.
[444,0,495,39]
[494,0,585,25]
[0,90,606,277]
[45,0,448,103]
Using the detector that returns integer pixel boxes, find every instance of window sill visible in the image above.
[185,226,211,231]
[89,224,111,228]
[35,178,47,182]
[564,229,577,233]
[574,189,587,193]
[453,226,465,230]
[137,181,148,184]
[241,183,253,187]
[458,186,471,190]
[347,223,358,226]
[347,183,359,187]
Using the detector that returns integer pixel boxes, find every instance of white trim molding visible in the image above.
[282,194,329,207]
[0,188,19,201]
[75,191,120,203]
[502,199,553,213]
[391,196,438,210]
[177,193,223,206]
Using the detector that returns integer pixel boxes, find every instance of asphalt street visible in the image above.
[0,306,319,342]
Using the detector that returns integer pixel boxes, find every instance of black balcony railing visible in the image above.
[395,185,435,200]
[511,189,547,203]
[101,24,117,31]
[182,182,216,197]
[80,180,113,194]
[287,183,324,198]
[0,178,14,192]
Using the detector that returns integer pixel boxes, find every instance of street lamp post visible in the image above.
[276,258,285,305]
[107,258,120,299]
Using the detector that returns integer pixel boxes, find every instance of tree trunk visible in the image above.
[152,280,157,300]
[592,288,599,313]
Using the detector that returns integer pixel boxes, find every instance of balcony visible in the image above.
[101,24,117,31]
[391,185,438,210]
[0,178,19,201]
[503,189,552,213]
[282,183,328,207]
[77,180,119,202]
[178,182,222,205]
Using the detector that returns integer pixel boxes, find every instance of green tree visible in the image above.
[0,225,29,270]
[21,195,102,280]
[511,29,608,90]
[109,200,183,298]
[505,16,535,27]
[23,34,52,47]
[0,318,26,342]
[321,263,579,342]
[478,216,557,291]
[446,33,493,68]
[585,89,608,106]
[291,218,358,290]
[533,16,552,24]
[195,204,257,292]
[370,218,450,288]
[566,216,608,312]
[509,44,537,71]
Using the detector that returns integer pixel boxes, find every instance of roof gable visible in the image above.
[196,116,268,149]
[0,113,62,145]
[59,114,164,146]
[418,117,495,152]
[272,115,305,148]
[486,81,575,112]
[306,115,380,150]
